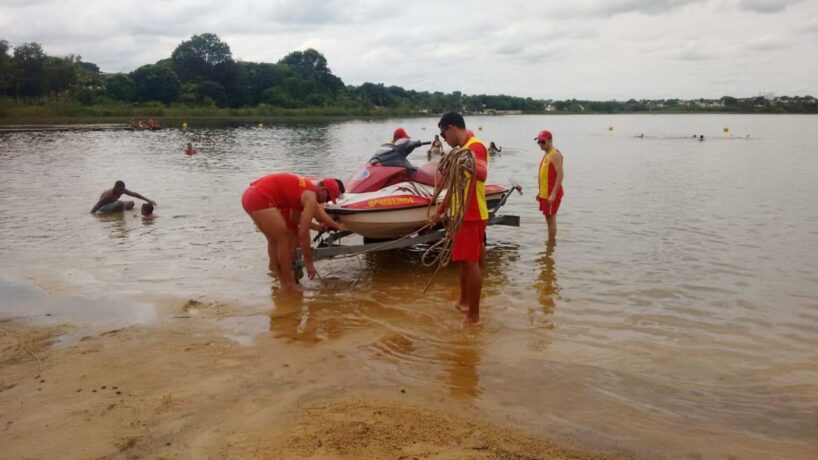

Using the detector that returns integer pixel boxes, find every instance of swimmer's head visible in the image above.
[141,202,154,216]
[114,180,125,193]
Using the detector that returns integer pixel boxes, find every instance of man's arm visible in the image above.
[90,199,104,214]
[548,150,564,202]
[123,189,156,205]
[313,204,344,231]
[472,144,488,182]
[298,196,319,279]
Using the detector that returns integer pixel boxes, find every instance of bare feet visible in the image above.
[453,301,469,313]
[280,282,304,293]
[463,315,482,327]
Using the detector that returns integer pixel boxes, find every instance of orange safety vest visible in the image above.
[450,136,489,221]
[538,148,563,200]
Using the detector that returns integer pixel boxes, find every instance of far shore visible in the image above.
[0,111,808,129]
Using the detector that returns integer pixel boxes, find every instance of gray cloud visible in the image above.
[746,34,790,50]
[737,0,804,13]
[0,0,815,99]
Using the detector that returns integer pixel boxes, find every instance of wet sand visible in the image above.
[0,303,621,459]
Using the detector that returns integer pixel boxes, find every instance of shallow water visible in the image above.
[2,114,817,457]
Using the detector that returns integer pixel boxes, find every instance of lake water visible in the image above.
[1,114,817,457]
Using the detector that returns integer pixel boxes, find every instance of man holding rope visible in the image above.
[435,112,489,325]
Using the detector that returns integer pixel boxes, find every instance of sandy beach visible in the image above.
[1,298,623,459]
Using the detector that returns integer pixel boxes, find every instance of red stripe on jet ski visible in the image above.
[342,195,430,210]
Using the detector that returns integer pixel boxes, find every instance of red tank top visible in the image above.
[251,173,316,210]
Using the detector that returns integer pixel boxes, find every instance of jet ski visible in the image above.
[326,139,509,239]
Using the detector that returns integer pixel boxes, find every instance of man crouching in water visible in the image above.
[91,180,156,214]
[242,173,346,293]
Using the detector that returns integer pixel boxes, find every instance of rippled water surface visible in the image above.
[2,115,817,457]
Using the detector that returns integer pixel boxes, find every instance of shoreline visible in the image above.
[1,112,810,128]
[0,309,624,459]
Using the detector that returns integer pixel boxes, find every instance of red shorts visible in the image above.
[538,196,562,217]
[452,220,487,262]
[242,187,299,230]
[242,186,273,214]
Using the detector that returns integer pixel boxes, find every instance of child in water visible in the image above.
[141,202,156,219]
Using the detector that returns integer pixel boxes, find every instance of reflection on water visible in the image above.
[536,243,558,315]
[2,115,818,457]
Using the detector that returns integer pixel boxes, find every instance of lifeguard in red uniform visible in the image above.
[435,112,489,325]
[535,130,564,243]
[241,173,345,292]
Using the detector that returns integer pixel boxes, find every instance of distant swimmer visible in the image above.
[141,202,156,219]
[91,180,156,214]
[699,135,705,142]
[488,141,502,156]
[242,173,345,292]
[427,134,444,161]
[635,133,645,138]
[185,143,198,155]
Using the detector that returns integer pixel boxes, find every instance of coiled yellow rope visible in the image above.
[421,147,475,292]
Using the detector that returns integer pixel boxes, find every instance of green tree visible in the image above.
[0,40,17,97]
[171,33,233,83]
[720,96,738,110]
[130,64,181,104]
[13,42,47,99]
[278,48,344,98]
[43,55,77,96]
[106,74,134,101]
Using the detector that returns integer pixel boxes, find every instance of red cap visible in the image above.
[393,127,409,140]
[321,178,341,203]
[534,130,552,142]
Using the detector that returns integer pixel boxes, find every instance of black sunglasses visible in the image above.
[439,126,448,138]
[537,140,546,145]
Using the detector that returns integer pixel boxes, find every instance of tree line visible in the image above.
[1,33,815,116]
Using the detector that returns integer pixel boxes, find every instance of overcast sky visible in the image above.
[1,0,816,99]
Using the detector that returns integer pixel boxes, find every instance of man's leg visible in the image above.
[463,260,482,324]
[267,238,280,274]
[455,263,468,312]
[546,215,557,243]
[251,208,302,292]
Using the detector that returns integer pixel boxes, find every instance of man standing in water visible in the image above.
[436,112,489,325]
[535,130,564,243]
[91,180,156,214]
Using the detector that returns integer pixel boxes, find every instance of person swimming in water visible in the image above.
[91,180,156,214]
[488,141,502,156]
[427,134,444,160]
[141,202,156,219]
